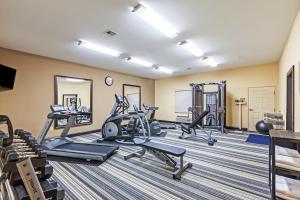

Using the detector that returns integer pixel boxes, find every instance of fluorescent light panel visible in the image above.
[156,66,173,74]
[78,40,120,57]
[202,57,218,67]
[132,3,178,38]
[179,40,203,57]
[128,57,153,67]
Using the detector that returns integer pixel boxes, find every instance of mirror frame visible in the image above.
[54,75,93,129]
[122,84,141,111]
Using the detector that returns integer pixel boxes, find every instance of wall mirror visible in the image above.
[54,75,93,128]
[122,84,141,111]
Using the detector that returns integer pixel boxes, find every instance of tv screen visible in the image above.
[0,64,16,89]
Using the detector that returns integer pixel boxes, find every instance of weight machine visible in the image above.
[190,81,227,134]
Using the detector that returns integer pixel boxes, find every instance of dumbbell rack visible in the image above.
[0,115,65,200]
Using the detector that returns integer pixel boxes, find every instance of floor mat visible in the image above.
[246,134,269,145]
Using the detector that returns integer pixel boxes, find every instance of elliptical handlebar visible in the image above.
[110,94,131,116]
[132,105,151,140]
[133,104,139,112]
[123,95,130,111]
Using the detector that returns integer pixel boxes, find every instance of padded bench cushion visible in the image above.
[134,138,186,156]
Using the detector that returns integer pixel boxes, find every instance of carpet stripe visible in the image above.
[49,129,270,200]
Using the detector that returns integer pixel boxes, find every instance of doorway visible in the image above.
[286,66,295,131]
[248,86,276,131]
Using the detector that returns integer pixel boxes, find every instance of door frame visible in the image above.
[286,66,295,131]
[248,86,276,131]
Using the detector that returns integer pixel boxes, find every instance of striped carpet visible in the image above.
[49,129,271,200]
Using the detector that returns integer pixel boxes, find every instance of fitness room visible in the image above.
[0,0,300,199]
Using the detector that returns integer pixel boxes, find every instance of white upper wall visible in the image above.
[0,0,300,79]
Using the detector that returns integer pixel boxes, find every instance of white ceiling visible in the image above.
[1,0,300,79]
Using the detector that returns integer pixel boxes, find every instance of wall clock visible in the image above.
[105,76,113,86]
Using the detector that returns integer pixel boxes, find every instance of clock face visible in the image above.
[105,76,113,86]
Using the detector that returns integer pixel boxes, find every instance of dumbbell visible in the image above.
[37,163,54,180]
[12,131,35,145]
[14,179,65,200]
[8,143,42,152]
[9,139,39,152]
[14,129,31,137]
[0,134,13,147]
[13,136,36,145]
[4,151,37,161]
[1,144,43,158]
[14,132,32,140]
[9,163,54,186]
[6,145,42,152]
[1,150,47,174]
[5,150,46,161]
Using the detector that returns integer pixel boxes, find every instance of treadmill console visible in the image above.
[50,105,66,113]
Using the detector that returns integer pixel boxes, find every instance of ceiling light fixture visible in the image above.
[77,40,120,57]
[132,3,178,38]
[178,40,203,57]
[126,57,153,67]
[155,66,173,74]
[202,56,218,67]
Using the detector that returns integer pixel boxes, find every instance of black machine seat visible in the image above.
[133,138,186,156]
[180,110,217,146]
[187,110,209,128]
[180,110,209,131]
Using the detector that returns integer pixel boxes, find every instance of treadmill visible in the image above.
[37,105,119,161]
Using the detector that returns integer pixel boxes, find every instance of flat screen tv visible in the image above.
[0,64,16,89]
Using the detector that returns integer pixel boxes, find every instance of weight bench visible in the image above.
[180,110,217,146]
[124,138,192,179]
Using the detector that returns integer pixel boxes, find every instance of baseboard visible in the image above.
[158,120,248,131]
[68,129,100,138]
[227,126,248,131]
[158,120,183,125]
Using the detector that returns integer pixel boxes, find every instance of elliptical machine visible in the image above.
[99,94,150,143]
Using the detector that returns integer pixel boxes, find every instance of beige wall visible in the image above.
[0,48,155,137]
[279,9,300,132]
[155,63,279,129]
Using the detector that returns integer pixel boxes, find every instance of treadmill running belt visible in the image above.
[55,143,118,154]
[46,143,119,161]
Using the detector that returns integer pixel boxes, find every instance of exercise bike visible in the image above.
[99,94,150,144]
[143,104,176,130]
[142,104,166,136]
